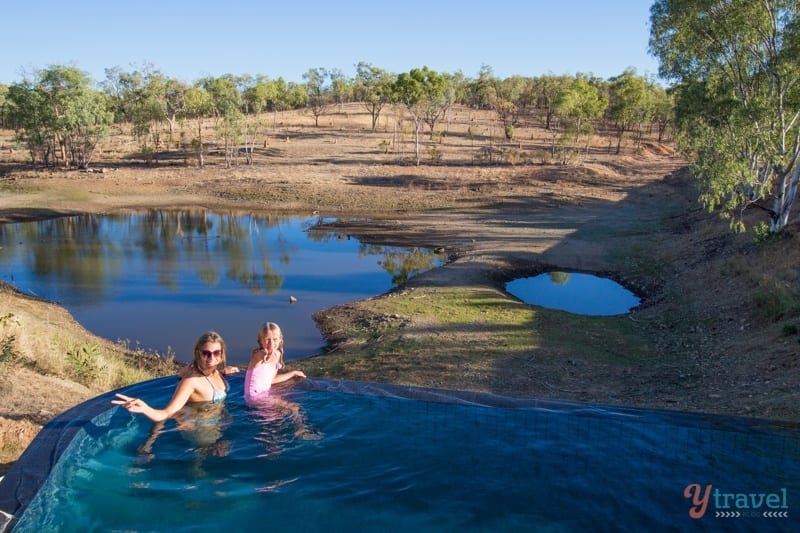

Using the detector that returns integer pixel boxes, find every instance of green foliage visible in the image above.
[354,62,395,130]
[243,76,293,113]
[0,312,16,327]
[183,86,214,119]
[393,66,449,134]
[0,313,19,365]
[138,144,156,164]
[303,67,332,126]
[7,65,114,168]
[607,69,653,153]
[0,334,17,364]
[554,77,607,141]
[67,344,101,384]
[650,0,800,234]
[752,222,771,243]
[426,145,442,163]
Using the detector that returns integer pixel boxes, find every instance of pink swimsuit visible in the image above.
[244,361,282,404]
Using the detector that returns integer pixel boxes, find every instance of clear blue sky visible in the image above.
[2,0,660,85]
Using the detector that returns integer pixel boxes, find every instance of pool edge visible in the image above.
[0,377,168,531]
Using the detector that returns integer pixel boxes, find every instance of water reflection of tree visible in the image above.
[0,212,441,301]
[136,210,288,295]
[26,215,117,303]
[362,245,441,285]
[227,214,291,295]
[549,271,570,285]
[305,229,350,244]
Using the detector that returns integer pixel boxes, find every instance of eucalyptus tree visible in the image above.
[393,66,448,165]
[607,69,652,154]
[67,84,113,169]
[159,76,188,137]
[286,81,309,109]
[102,66,187,159]
[444,70,471,107]
[7,65,112,168]
[649,83,674,143]
[129,81,167,159]
[554,77,607,149]
[518,76,541,115]
[491,75,529,140]
[396,66,449,139]
[102,66,145,124]
[303,67,331,127]
[139,73,186,157]
[7,79,51,164]
[198,75,244,167]
[329,68,352,112]
[0,84,9,128]
[182,85,214,167]
[244,75,284,114]
[353,62,393,130]
[531,74,572,129]
[240,75,282,163]
[199,75,243,122]
[467,64,496,110]
[650,0,800,234]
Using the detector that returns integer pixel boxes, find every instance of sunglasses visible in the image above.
[200,349,222,358]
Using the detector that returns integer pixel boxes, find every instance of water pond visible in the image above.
[506,271,640,315]
[0,210,444,365]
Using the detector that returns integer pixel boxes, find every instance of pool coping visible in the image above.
[2,375,799,531]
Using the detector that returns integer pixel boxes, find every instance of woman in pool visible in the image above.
[244,322,306,405]
[113,331,231,421]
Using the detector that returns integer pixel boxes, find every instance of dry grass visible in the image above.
[0,283,177,473]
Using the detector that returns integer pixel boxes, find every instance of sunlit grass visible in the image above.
[302,285,653,389]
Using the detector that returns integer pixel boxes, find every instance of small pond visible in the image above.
[0,210,444,365]
[506,271,640,315]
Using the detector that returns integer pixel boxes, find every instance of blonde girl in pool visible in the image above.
[244,322,306,404]
[245,322,320,443]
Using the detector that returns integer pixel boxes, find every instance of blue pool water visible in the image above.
[2,377,798,532]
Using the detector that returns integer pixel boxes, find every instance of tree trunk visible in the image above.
[770,165,800,233]
[196,119,204,168]
[414,120,421,166]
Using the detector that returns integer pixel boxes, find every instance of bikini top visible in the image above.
[203,373,229,403]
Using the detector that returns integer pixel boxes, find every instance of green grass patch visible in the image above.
[303,285,653,385]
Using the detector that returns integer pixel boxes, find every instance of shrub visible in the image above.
[66,344,101,384]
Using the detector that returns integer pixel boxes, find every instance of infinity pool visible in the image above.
[1,378,798,532]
